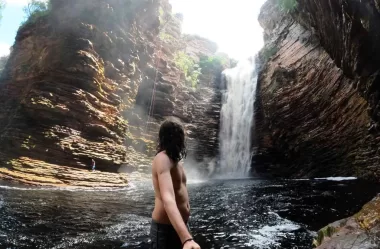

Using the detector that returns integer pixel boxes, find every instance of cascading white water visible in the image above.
[219,59,257,177]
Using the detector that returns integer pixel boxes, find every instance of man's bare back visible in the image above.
[150,119,200,249]
[152,151,190,224]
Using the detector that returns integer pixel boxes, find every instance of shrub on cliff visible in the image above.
[174,51,200,88]
[174,51,194,77]
[261,46,278,61]
[0,54,9,76]
[22,0,51,25]
[158,7,180,44]
[277,0,298,13]
[159,32,176,43]
[199,55,229,72]
[0,0,5,24]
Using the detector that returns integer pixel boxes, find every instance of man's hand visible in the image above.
[183,240,201,249]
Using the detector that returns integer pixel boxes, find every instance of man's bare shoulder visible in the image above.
[153,152,173,173]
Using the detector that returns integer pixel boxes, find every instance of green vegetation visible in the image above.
[159,7,165,23]
[187,68,201,89]
[173,53,232,88]
[199,54,229,72]
[0,0,5,24]
[261,46,278,61]
[158,7,179,44]
[174,51,193,77]
[0,55,9,76]
[159,32,176,43]
[277,0,298,13]
[22,0,51,25]
[313,225,337,247]
[173,51,200,88]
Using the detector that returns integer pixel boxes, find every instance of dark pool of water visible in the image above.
[0,178,379,249]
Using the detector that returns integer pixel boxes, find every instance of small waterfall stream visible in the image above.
[219,59,257,177]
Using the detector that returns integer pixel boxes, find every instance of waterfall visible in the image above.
[219,59,257,177]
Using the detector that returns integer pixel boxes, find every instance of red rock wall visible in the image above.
[0,0,160,185]
[0,0,226,185]
[255,0,380,180]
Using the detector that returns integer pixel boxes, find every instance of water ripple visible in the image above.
[0,178,378,249]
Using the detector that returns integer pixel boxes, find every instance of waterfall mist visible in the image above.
[218,59,257,177]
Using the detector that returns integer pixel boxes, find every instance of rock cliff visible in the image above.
[0,0,226,186]
[134,6,226,169]
[255,0,380,181]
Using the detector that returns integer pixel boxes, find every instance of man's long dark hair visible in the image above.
[156,118,187,163]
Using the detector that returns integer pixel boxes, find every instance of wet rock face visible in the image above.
[255,0,380,180]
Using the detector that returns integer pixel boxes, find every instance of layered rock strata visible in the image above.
[257,1,380,247]
[0,0,225,186]
[255,0,380,181]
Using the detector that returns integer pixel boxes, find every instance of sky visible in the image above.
[0,0,28,56]
[170,0,266,60]
[0,0,266,60]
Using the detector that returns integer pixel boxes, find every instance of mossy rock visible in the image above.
[313,225,338,247]
[355,195,380,230]
[313,195,380,248]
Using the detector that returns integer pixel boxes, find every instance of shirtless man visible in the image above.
[151,119,201,249]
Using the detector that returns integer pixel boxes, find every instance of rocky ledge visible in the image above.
[314,194,380,249]
[0,157,128,187]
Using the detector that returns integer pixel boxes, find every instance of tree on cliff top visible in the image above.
[174,51,200,89]
[0,55,9,76]
[277,0,298,13]
[0,0,5,24]
[199,54,229,72]
[23,0,51,25]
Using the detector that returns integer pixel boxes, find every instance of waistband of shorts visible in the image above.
[151,219,188,228]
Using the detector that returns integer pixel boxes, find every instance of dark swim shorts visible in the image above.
[150,220,189,249]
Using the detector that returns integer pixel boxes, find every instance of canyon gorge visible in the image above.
[0,0,379,248]
[255,0,380,248]
[0,0,228,187]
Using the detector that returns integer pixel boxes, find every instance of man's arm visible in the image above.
[156,156,192,244]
